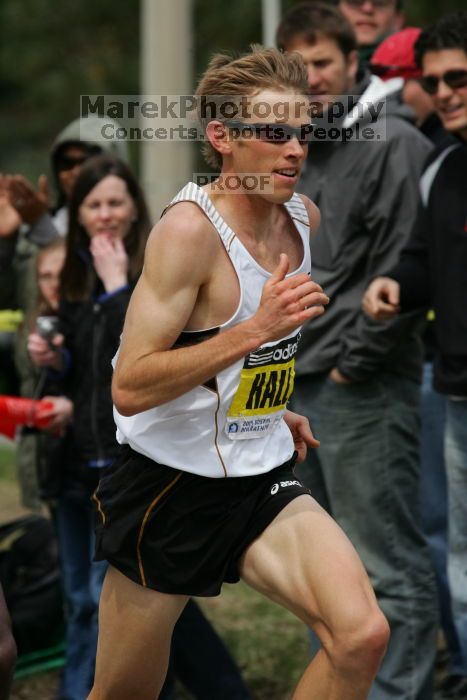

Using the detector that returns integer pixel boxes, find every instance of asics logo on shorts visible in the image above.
[270,479,302,495]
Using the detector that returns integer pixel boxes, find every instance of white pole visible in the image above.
[262,0,281,48]
[141,0,194,221]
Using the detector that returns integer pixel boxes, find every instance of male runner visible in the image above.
[88,46,389,700]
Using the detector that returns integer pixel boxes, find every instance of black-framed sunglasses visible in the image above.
[56,154,89,171]
[420,69,467,95]
[223,120,314,145]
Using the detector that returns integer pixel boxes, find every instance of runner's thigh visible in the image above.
[92,566,188,699]
[239,495,380,648]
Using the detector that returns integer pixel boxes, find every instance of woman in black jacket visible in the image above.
[28,155,150,700]
[29,155,251,700]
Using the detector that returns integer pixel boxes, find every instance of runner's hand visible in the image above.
[252,254,329,343]
[284,410,319,463]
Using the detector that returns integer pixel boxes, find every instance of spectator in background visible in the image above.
[0,116,127,314]
[0,179,22,395]
[28,155,251,700]
[370,27,450,145]
[13,239,69,512]
[0,180,20,311]
[370,26,466,698]
[0,587,16,700]
[5,116,127,247]
[363,11,467,699]
[339,0,404,69]
[28,155,149,700]
[277,3,438,699]
[0,117,126,399]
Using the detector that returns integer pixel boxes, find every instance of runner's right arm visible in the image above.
[113,208,328,415]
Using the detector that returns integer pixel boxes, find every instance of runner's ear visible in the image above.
[206,121,232,160]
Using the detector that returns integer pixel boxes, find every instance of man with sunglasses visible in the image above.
[370,27,450,146]
[339,0,405,70]
[371,27,467,698]
[88,45,391,700]
[364,14,467,699]
[278,4,438,700]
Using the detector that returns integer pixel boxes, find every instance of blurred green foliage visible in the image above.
[1,0,465,186]
[0,0,139,184]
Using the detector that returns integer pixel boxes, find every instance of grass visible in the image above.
[0,438,30,525]
[0,439,310,699]
[0,438,16,481]
[200,584,310,699]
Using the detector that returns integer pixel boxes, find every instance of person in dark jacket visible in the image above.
[370,25,467,695]
[0,117,128,314]
[0,117,127,404]
[28,155,252,700]
[28,155,150,700]
[277,4,438,699]
[363,12,467,699]
[369,27,450,147]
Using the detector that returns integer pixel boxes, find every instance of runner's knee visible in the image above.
[326,605,389,679]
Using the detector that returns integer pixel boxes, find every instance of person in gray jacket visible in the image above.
[277,4,438,699]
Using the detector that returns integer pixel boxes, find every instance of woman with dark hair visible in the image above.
[60,155,149,303]
[29,154,251,700]
[28,154,151,700]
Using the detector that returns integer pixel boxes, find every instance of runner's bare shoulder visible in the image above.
[144,201,220,285]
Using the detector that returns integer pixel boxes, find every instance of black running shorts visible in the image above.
[93,445,310,596]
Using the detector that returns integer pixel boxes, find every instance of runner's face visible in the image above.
[285,37,358,115]
[339,0,403,47]
[79,175,137,240]
[225,90,310,204]
[422,49,467,141]
[37,247,65,311]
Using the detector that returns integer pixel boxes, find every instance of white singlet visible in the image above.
[113,182,312,478]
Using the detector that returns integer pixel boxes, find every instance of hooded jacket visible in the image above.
[296,73,432,381]
[0,117,128,312]
[30,116,128,245]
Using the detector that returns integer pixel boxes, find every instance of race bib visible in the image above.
[225,333,300,440]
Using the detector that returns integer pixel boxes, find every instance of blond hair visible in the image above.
[195,44,308,169]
